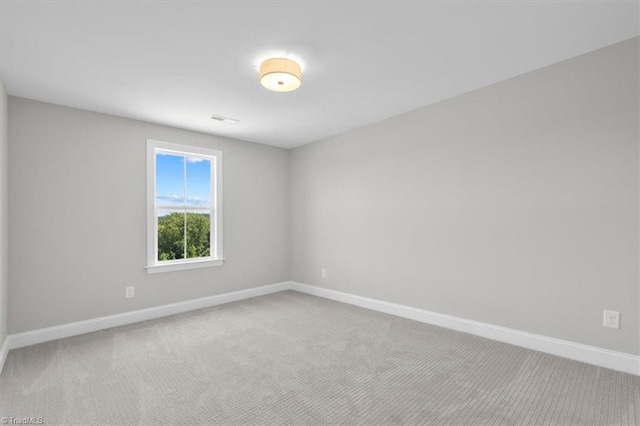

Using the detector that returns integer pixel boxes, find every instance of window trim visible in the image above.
[146,139,224,274]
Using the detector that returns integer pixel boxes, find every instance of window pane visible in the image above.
[156,153,184,206]
[157,210,185,261]
[186,211,211,259]
[186,157,211,207]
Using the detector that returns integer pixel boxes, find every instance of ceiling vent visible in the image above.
[211,114,239,124]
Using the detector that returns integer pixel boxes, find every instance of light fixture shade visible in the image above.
[259,58,302,92]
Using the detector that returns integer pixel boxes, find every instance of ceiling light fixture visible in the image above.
[211,114,239,124]
[259,58,302,92]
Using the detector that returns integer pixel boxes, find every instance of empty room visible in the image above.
[0,1,638,425]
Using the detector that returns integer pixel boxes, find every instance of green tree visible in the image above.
[186,213,211,258]
[158,212,210,261]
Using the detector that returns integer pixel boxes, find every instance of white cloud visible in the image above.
[187,157,207,163]
[156,153,208,164]
[156,195,210,206]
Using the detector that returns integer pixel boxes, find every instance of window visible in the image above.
[146,139,223,273]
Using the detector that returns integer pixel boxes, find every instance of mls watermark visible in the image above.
[1,417,44,425]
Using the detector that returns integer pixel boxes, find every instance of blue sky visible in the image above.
[156,153,211,208]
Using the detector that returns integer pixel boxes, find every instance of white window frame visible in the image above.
[146,139,224,274]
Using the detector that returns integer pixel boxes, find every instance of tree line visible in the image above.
[158,212,211,260]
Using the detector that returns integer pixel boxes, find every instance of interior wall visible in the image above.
[0,77,7,347]
[290,38,639,355]
[8,98,290,334]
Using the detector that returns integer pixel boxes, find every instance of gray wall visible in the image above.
[8,98,290,334]
[290,38,639,355]
[0,77,7,347]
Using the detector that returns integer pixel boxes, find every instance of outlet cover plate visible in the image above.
[603,310,620,329]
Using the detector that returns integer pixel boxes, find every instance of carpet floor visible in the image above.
[0,290,638,425]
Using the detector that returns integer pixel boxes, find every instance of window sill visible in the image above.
[146,258,225,274]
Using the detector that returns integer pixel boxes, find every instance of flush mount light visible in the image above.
[211,114,239,124]
[259,58,302,92]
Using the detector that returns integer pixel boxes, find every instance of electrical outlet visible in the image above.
[321,268,327,278]
[603,310,620,329]
[126,286,135,299]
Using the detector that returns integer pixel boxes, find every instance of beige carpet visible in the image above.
[0,290,638,425]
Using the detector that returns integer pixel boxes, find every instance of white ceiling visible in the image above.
[1,1,638,149]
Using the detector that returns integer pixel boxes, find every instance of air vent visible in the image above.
[211,114,239,124]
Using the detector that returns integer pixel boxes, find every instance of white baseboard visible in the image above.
[4,280,638,377]
[290,282,640,376]
[6,281,291,351]
[0,337,8,374]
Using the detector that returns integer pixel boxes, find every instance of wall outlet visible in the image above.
[126,286,135,299]
[603,310,620,329]
[321,268,327,278]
